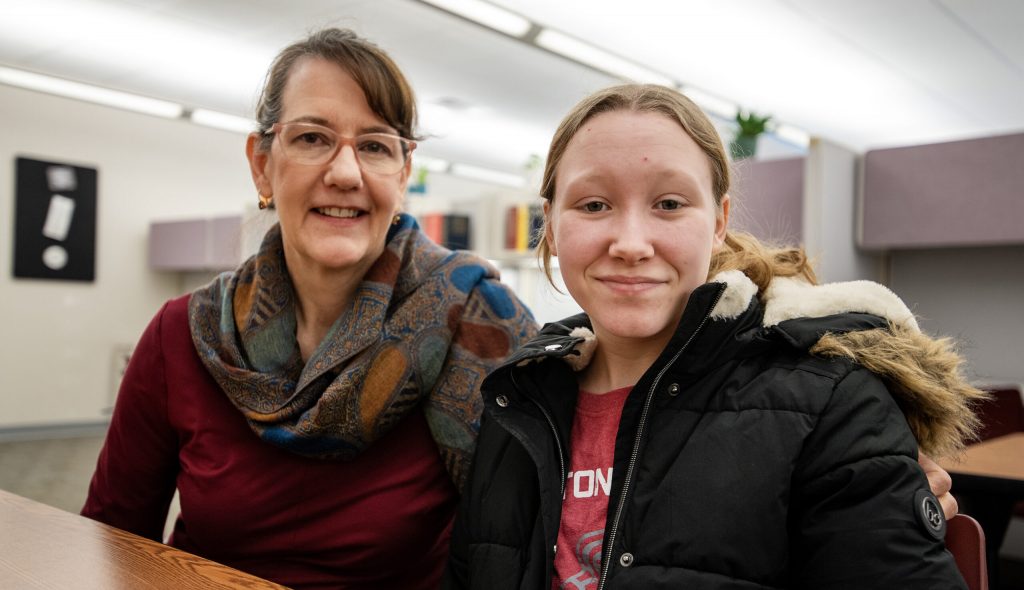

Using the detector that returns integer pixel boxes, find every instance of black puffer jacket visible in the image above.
[445,271,973,589]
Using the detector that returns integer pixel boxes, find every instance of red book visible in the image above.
[423,213,443,244]
[504,206,518,250]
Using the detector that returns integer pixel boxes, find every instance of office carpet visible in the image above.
[0,435,103,513]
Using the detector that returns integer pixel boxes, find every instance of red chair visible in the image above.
[946,514,989,590]
[975,386,1024,442]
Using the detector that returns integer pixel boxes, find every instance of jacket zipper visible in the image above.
[596,287,725,590]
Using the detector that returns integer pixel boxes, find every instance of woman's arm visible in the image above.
[80,302,180,542]
[442,430,478,590]
[790,367,966,589]
[423,279,538,490]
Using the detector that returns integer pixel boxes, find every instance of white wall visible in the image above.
[0,84,254,427]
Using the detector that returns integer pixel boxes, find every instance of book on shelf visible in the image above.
[515,203,529,251]
[504,207,518,250]
[443,214,471,250]
[528,203,544,248]
[418,212,472,251]
[504,204,544,253]
[422,213,444,245]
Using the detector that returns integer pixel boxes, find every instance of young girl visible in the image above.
[445,84,981,589]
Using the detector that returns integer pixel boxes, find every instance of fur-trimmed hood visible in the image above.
[532,270,984,458]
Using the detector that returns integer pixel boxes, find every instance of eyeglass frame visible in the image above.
[266,121,417,175]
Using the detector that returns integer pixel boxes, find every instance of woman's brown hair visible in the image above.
[253,28,420,151]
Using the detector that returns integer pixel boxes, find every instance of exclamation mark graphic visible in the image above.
[41,195,75,269]
[41,165,78,271]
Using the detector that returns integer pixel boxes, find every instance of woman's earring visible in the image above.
[392,214,401,226]
[258,194,273,210]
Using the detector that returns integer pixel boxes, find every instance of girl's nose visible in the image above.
[608,212,655,263]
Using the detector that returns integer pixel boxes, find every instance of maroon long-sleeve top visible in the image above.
[82,295,457,589]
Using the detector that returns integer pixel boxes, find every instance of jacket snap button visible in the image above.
[619,552,634,567]
[496,395,509,408]
[667,383,680,396]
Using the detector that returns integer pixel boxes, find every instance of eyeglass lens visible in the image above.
[277,123,409,174]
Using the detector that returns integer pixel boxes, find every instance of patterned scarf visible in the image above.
[188,213,536,489]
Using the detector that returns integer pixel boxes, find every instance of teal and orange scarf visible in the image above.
[188,214,536,489]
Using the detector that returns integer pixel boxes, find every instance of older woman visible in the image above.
[82,28,536,589]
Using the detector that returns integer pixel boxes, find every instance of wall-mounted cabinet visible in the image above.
[859,132,1024,250]
[148,215,242,271]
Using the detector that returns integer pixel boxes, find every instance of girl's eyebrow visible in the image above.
[563,168,707,194]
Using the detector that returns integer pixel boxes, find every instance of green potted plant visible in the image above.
[407,165,429,194]
[730,110,772,160]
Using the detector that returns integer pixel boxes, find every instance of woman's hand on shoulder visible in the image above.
[918,452,958,520]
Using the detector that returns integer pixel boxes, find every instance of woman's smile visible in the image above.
[314,206,363,219]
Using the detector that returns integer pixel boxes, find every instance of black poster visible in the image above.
[13,156,98,282]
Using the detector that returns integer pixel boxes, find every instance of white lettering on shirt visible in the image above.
[565,468,614,499]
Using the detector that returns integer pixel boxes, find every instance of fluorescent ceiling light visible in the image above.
[535,29,674,86]
[773,123,811,148]
[0,66,184,119]
[419,102,550,174]
[451,163,526,187]
[679,86,739,120]
[190,109,256,133]
[420,0,532,37]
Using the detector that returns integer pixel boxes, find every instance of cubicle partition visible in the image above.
[859,132,1024,250]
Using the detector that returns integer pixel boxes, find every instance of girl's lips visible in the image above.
[600,275,662,284]
[597,275,665,294]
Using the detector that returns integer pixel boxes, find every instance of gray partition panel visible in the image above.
[860,132,1024,249]
[730,157,804,247]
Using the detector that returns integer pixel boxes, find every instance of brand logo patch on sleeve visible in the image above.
[914,489,946,540]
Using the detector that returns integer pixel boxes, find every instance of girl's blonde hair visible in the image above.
[538,83,815,294]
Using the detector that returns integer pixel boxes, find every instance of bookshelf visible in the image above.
[404,186,544,261]
[404,187,581,324]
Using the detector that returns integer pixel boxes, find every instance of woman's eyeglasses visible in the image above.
[269,122,415,175]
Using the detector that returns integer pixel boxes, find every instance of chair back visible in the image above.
[946,514,988,590]
[976,385,1024,441]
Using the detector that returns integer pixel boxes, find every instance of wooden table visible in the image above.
[0,488,287,589]
[941,432,1024,493]
[940,432,1024,587]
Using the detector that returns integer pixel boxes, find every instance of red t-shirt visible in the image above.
[552,386,632,589]
[82,295,458,590]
